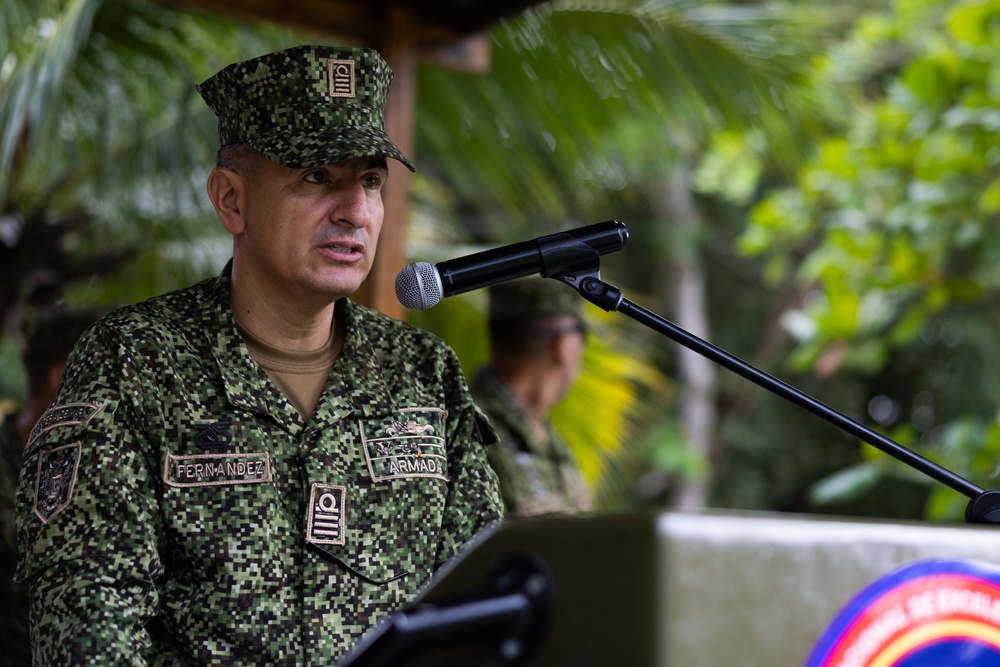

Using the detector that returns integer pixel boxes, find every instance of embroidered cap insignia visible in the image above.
[327,59,355,98]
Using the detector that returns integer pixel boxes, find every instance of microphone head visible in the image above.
[395,262,444,310]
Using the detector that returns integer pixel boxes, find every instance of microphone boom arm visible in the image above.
[549,263,1000,524]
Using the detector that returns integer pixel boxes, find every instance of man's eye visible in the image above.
[362,173,384,189]
[304,171,328,184]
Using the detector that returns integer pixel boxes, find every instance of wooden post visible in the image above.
[356,7,418,320]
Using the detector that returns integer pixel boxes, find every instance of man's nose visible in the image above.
[332,180,379,228]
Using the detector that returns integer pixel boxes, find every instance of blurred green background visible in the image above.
[5,0,1000,522]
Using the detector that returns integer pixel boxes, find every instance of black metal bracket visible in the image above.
[336,550,554,667]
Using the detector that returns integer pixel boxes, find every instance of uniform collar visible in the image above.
[326,299,396,420]
[203,263,396,429]
[204,262,293,424]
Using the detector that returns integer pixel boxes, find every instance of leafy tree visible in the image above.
[742,0,1000,520]
[413,0,849,507]
[0,0,302,400]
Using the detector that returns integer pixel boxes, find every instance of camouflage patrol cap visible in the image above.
[23,307,102,361]
[488,278,583,322]
[22,306,103,386]
[196,45,415,171]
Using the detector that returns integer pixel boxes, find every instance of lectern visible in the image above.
[338,510,1000,667]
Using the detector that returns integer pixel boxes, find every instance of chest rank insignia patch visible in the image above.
[33,442,82,524]
[361,409,449,483]
[328,59,355,98]
[306,483,346,545]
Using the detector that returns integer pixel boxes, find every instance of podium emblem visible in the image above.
[805,558,1000,667]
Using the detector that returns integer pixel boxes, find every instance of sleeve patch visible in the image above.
[33,442,82,524]
[28,402,104,450]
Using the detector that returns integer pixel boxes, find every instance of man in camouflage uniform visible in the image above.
[14,45,502,665]
[0,416,27,667]
[471,278,593,517]
[1,307,101,666]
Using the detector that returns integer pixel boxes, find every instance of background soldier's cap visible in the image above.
[488,277,583,322]
[196,45,415,171]
[22,306,103,370]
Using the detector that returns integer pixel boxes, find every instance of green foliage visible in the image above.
[0,0,310,326]
[693,131,766,205]
[743,0,1000,374]
[406,293,491,375]
[417,0,835,237]
[0,335,27,407]
[734,0,1000,520]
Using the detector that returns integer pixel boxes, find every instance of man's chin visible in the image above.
[315,276,367,303]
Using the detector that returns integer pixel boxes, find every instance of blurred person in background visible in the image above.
[1,306,100,666]
[471,277,594,517]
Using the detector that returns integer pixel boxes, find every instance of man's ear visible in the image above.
[551,329,574,368]
[206,166,246,235]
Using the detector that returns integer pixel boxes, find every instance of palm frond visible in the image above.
[0,0,104,202]
[417,0,846,236]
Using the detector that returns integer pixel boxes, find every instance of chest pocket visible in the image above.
[305,408,451,586]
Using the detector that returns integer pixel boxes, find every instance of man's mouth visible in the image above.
[323,243,362,255]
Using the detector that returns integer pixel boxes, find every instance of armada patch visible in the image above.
[33,442,81,524]
[306,484,346,545]
[328,59,355,98]
[163,452,271,488]
[361,408,449,482]
[27,402,103,449]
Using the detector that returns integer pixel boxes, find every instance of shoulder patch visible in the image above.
[474,410,499,446]
[28,402,103,449]
[33,442,82,524]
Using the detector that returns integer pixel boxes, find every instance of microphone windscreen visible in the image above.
[394,262,443,310]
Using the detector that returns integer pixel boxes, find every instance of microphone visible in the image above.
[395,220,628,310]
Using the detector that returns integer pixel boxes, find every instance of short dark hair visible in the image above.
[489,314,585,362]
[217,142,262,175]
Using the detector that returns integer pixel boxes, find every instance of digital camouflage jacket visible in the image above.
[14,267,502,666]
[470,366,592,518]
[1,416,30,666]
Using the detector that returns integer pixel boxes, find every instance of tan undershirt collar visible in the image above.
[234,316,344,420]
